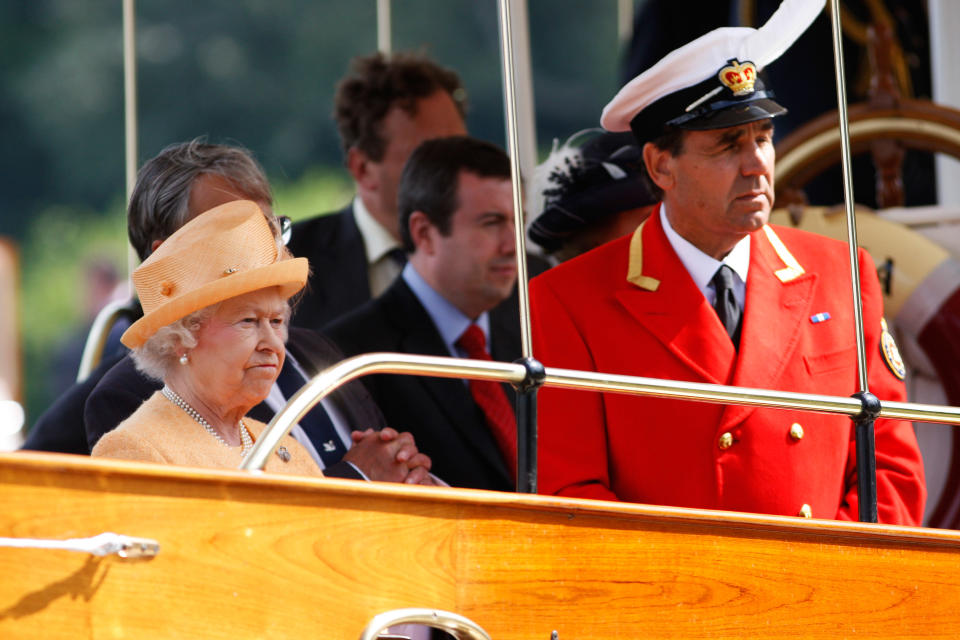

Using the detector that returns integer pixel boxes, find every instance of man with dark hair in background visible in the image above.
[326,136,521,491]
[288,51,468,329]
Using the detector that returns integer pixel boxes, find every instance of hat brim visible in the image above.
[677,98,786,131]
[121,257,308,349]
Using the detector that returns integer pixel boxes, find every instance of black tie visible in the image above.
[712,264,742,350]
[274,358,347,467]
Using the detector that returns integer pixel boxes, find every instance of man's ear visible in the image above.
[346,147,378,192]
[642,142,675,192]
[407,211,436,255]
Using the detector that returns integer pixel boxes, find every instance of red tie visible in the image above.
[456,324,517,481]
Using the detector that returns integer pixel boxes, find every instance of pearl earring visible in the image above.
[179,353,189,366]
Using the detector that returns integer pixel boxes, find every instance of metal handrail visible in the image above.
[358,608,491,640]
[240,352,960,473]
[75,297,137,382]
[242,354,525,471]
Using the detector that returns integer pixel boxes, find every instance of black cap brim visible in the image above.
[679,98,786,131]
[629,69,787,145]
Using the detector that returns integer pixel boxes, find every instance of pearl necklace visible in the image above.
[161,386,252,457]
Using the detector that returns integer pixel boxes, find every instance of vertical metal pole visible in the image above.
[503,0,538,198]
[377,0,392,54]
[77,0,138,382]
[122,0,138,278]
[617,0,634,44]
[515,392,537,493]
[496,0,533,360]
[853,392,880,523]
[829,0,878,522]
[515,359,545,494]
[497,0,541,493]
[77,0,138,383]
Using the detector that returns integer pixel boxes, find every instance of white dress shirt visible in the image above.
[353,196,404,297]
[660,205,750,309]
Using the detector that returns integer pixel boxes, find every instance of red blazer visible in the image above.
[531,207,925,525]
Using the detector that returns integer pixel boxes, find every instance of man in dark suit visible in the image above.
[22,350,127,454]
[327,136,524,491]
[28,139,433,484]
[287,51,468,329]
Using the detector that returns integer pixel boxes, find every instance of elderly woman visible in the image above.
[93,200,320,474]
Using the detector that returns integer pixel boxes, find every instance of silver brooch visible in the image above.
[276,446,291,462]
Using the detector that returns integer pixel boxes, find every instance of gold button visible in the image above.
[718,432,734,450]
[789,423,804,441]
[798,504,812,518]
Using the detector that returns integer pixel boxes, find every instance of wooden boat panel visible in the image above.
[1,452,959,639]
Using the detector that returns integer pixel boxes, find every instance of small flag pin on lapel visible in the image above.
[810,312,831,324]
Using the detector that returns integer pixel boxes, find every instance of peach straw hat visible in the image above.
[121,200,308,349]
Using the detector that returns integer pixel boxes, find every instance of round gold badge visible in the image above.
[880,319,905,381]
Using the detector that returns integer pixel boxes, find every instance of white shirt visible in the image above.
[660,205,750,309]
[353,196,403,297]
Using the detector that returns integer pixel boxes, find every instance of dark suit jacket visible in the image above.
[22,305,140,454]
[83,327,385,479]
[288,203,370,330]
[325,276,525,492]
[22,351,127,454]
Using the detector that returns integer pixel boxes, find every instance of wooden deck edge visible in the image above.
[4,450,958,547]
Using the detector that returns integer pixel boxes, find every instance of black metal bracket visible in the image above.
[513,356,546,393]
[851,390,880,523]
[878,258,894,296]
[513,357,545,494]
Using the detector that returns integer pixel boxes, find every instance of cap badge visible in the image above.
[718,59,757,96]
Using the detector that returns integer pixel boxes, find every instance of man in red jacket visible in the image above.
[530,0,926,524]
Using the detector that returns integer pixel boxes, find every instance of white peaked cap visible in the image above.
[601,0,827,139]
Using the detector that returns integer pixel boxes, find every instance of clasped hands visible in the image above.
[343,427,437,485]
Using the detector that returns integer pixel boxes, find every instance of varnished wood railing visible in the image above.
[2,451,959,639]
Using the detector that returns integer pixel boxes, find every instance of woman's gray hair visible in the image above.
[131,306,218,381]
